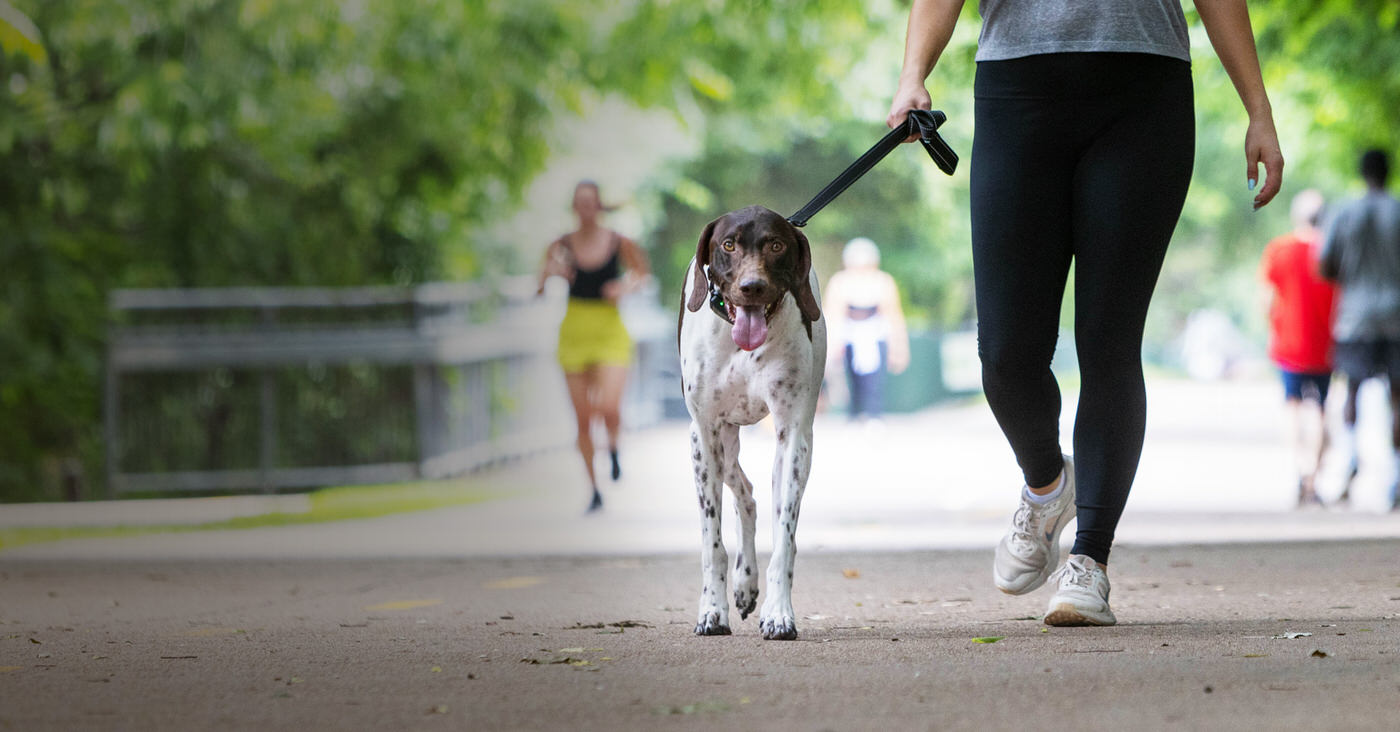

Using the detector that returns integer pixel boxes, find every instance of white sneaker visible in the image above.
[1044,554,1116,627]
[993,455,1076,595]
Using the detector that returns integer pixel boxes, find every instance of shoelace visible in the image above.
[1008,503,1049,554]
[1055,558,1096,589]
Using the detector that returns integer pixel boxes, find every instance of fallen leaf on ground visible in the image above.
[428,705,449,715]
[1310,649,1329,658]
[363,599,442,612]
[1243,654,1268,658]
[842,569,860,579]
[566,620,652,630]
[0,666,22,673]
[28,638,41,645]
[972,637,1005,644]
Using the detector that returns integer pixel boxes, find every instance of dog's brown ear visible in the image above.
[791,228,821,323]
[686,218,718,312]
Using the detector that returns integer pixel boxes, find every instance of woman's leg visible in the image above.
[970,66,1077,491]
[564,370,599,494]
[594,364,629,479]
[844,344,863,419]
[1068,59,1195,565]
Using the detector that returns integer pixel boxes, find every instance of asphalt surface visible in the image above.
[3,541,1400,731]
[4,377,1400,729]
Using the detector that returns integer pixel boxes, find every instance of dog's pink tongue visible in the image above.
[732,306,768,351]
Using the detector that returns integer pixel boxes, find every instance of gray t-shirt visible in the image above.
[976,0,1192,63]
[1320,191,1400,342]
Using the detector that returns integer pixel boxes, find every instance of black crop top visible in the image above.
[563,233,622,300]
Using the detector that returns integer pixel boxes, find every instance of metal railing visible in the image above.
[103,278,677,496]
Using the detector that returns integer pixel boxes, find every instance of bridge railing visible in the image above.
[103,278,678,496]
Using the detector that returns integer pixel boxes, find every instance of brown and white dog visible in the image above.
[678,205,826,640]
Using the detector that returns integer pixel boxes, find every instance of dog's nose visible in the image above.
[738,278,769,298]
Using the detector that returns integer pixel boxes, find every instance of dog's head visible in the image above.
[686,205,821,350]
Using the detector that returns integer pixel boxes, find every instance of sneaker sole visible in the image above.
[1044,603,1115,627]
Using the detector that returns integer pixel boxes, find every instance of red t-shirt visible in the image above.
[1260,233,1337,372]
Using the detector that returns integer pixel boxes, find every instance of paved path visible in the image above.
[3,542,1399,730]
[4,377,1400,730]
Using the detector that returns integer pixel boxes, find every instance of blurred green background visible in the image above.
[2,0,1398,501]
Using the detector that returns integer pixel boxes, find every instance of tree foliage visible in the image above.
[3,0,1399,500]
[0,0,873,500]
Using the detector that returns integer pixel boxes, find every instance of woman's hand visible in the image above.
[887,80,933,141]
[601,279,623,304]
[1246,115,1284,210]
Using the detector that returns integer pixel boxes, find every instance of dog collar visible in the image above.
[708,282,734,324]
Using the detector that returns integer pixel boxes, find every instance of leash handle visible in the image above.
[787,109,958,228]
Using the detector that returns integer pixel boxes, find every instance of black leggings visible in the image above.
[971,53,1195,564]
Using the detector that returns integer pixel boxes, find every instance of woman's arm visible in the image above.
[1194,0,1284,210]
[536,239,570,296]
[887,0,966,134]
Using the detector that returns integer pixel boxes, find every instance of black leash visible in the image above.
[787,109,957,228]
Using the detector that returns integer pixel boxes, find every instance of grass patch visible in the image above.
[0,479,499,553]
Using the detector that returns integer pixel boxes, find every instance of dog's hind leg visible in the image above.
[690,421,731,636]
[760,420,812,641]
[720,424,759,621]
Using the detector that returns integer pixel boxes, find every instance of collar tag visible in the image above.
[708,278,733,324]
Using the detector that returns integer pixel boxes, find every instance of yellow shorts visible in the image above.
[557,298,633,373]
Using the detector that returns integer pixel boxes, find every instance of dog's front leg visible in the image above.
[720,424,759,621]
[690,421,731,635]
[760,421,811,640]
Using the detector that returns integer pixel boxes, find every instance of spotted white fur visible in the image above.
[679,258,826,640]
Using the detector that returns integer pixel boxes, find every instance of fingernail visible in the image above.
[1248,179,1257,191]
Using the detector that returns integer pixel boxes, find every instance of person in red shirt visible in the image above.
[1260,189,1337,507]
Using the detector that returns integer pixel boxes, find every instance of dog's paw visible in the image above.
[694,610,732,637]
[759,615,798,641]
[734,585,759,620]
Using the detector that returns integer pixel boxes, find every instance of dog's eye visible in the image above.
[769,241,786,254]
[721,239,735,252]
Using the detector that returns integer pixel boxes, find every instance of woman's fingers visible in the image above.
[1246,119,1284,210]
[1253,147,1284,210]
[887,83,933,142]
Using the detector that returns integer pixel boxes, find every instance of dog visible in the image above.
[677,205,826,640]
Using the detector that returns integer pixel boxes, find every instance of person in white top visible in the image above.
[822,238,910,422]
